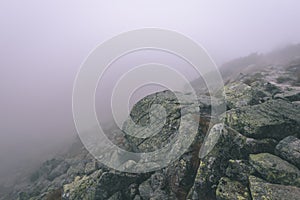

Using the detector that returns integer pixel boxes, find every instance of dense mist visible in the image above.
[1,0,300,186]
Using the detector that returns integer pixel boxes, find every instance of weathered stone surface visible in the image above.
[224,81,275,109]
[138,172,177,200]
[63,170,102,200]
[275,136,300,169]
[62,170,148,200]
[274,89,300,101]
[249,175,300,200]
[84,160,97,175]
[249,153,300,187]
[190,124,252,199]
[122,91,183,153]
[215,177,250,200]
[225,160,255,184]
[224,99,300,139]
[224,82,253,109]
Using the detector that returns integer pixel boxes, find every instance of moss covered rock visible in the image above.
[216,177,250,200]
[224,99,300,140]
[249,153,300,187]
[275,136,300,169]
[249,175,300,200]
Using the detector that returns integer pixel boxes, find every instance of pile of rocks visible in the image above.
[12,67,300,200]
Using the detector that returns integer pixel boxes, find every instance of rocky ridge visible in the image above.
[3,61,300,200]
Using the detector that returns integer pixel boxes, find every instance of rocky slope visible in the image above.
[3,59,300,200]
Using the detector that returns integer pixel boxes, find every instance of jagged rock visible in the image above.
[122,91,182,152]
[66,162,85,178]
[244,137,278,154]
[138,172,178,200]
[96,171,148,200]
[249,175,300,200]
[224,99,300,139]
[225,160,255,184]
[215,177,250,200]
[63,170,102,200]
[274,89,300,101]
[123,183,139,199]
[167,152,200,199]
[189,124,248,199]
[224,82,272,109]
[249,153,300,187]
[84,160,97,175]
[275,136,300,169]
[189,123,282,199]
[138,179,152,200]
[47,161,69,181]
[224,82,257,109]
[107,192,122,200]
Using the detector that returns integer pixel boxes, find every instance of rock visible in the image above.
[249,153,300,187]
[249,175,300,200]
[224,82,253,109]
[244,138,277,154]
[190,124,248,199]
[138,172,178,200]
[225,160,255,184]
[107,192,122,200]
[274,89,300,101]
[62,171,102,200]
[96,172,148,199]
[66,162,85,178]
[224,99,300,140]
[47,161,69,181]
[149,189,170,200]
[122,90,183,153]
[167,153,200,199]
[215,177,250,200]
[123,183,139,199]
[138,179,152,200]
[84,160,97,175]
[275,136,300,169]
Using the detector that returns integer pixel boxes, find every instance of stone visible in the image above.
[224,99,300,139]
[274,90,300,101]
[216,177,250,200]
[249,175,300,200]
[190,124,249,199]
[225,160,255,184]
[275,136,300,169]
[249,153,300,187]
[224,82,255,109]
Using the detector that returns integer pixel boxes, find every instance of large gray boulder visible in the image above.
[249,175,300,200]
[216,177,250,200]
[275,136,300,169]
[224,99,300,140]
[249,153,300,187]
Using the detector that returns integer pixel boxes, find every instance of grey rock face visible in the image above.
[249,175,300,200]
[9,69,300,200]
[275,136,300,169]
[249,153,300,187]
[216,177,250,200]
[224,99,300,140]
[225,160,255,185]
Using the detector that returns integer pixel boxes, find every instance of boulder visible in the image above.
[215,177,250,200]
[275,136,300,169]
[189,124,256,199]
[225,160,255,184]
[224,99,300,139]
[249,175,300,200]
[249,153,300,187]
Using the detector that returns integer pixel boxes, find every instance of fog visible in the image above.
[1,0,300,183]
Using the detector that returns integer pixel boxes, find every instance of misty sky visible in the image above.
[1,0,300,180]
